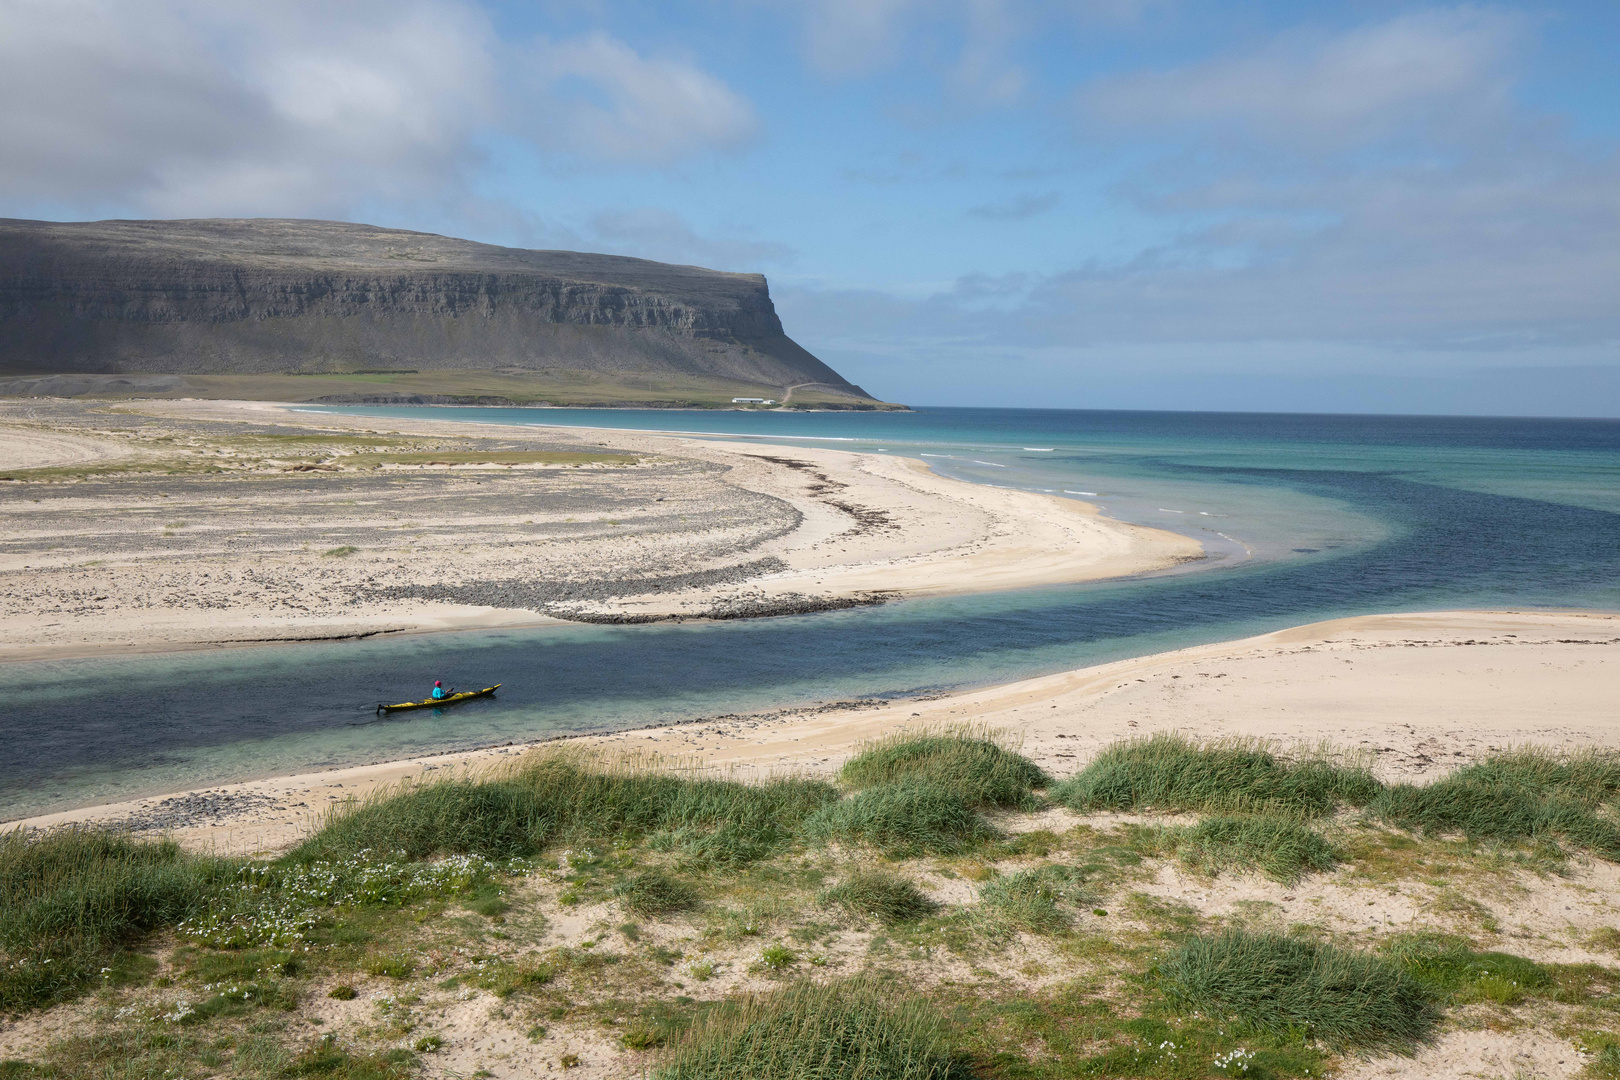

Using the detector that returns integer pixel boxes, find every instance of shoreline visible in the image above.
[0,398,1202,661]
[13,607,1617,850]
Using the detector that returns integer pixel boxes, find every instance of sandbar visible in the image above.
[0,398,1199,660]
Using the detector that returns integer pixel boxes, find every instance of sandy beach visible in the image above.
[0,398,1199,660]
[11,608,1620,1080]
[21,608,1615,850]
[7,399,1620,1080]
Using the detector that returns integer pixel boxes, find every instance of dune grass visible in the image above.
[616,869,699,918]
[1054,734,1380,819]
[819,870,940,926]
[1058,737,1620,864]
[1167,815,1341,885]
[1381,933,1553,1005]
[802,782,997,856]
[840,730,1048,809]
[9,1028,416,1080]
[1160,930,1438,1053]
[978,865,1096,935]
[0,828,237,1010]
[287,779,544,862]
[1373,749,1620,858]
[652,979,973,1080]
[289,752,839,866]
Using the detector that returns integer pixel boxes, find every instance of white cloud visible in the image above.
[782,5,1620,404]
[1080,7,1520,148]
[1020,7,1620,351]
[799,0,922,78]
[794,0,1153,101]
[586,207,794,269]
[520,34,759,166]
[0,0,759,217]
[0,0,496,216]
[948,0,1028,105]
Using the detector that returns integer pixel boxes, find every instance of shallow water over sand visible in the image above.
[8,408,1619,820]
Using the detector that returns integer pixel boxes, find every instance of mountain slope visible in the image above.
[0,217,873,400]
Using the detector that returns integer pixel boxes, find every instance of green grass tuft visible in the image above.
[0,827,236,1011]
[1382,933,1553,1005]
[1054,733,1378,818]
[465,883,510,918]
[616,870,699,918]
[1373,750,1620,858]
[290,752,839,865]
[1170,815,1341,885]
[1160,930,1438,1053]
[802,783,997,856]
[978,865,1096,935]
[652,979,973,1080]
[839,730,1048,808]
[759,945,797,971]
[289,780,544,862]
[819,870,939,926]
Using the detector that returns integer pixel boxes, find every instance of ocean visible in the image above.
[6,406,1618,820]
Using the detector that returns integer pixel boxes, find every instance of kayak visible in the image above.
[377,684,501,714]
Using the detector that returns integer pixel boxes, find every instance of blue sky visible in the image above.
[2,0,1617,414]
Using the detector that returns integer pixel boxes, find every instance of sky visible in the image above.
[1,0,1617,415]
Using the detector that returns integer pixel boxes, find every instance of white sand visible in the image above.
[8,609,1620,1080]
[7,398,1620,1080]
[20,608,1617,850]
[0,399,1199,658]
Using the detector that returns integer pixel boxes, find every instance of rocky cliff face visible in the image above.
[0,218,867,395]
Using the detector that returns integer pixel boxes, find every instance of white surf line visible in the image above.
[972,460,1007,467]
[1023,447,1055,451]
[1064,490,1098,496]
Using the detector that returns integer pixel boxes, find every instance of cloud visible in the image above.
[946,0,1029,106]
[781,6,1620,408]
[799,0,922,78]
[811,147,1620,355]
[1080,7,1520,148]
[585,207,794,269]
[520,34,760,165]
[795,0,1157,102]
[0,0,493,216]
[966,191,1060,220]
[0,0,758,217]
[1020,7,1620,351]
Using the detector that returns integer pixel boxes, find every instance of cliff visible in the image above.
[0,218,871,398]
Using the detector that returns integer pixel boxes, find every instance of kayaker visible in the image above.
[431,680,446,700]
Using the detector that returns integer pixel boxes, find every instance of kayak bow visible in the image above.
[376,684,501,714]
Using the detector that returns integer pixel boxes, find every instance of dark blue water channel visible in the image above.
[6,408,1619,820]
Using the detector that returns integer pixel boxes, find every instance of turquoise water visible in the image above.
[6,407,1618,820]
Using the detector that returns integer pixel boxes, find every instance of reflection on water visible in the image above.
[8,408,1618,820]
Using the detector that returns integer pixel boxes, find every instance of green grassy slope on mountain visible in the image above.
[0,369,903,409]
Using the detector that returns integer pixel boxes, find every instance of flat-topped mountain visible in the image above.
[0,218,874,401]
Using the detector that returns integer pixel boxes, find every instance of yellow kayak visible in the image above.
[377,684,500,714]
